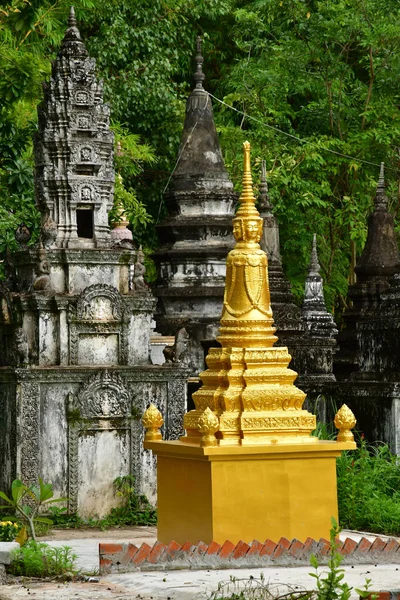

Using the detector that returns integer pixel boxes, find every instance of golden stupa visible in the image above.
[182,141,316,447]
[144,142,356,545]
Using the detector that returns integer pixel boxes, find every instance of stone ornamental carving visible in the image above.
[34,6,114,248]
[70,370,130,418]
[76,284,122,321]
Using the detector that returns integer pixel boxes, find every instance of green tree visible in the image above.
[211,0,400,311]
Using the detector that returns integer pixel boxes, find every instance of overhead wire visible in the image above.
[158,89,395,223]
[207,91,390,171]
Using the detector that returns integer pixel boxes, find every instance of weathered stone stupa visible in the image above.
[152,38,237,373]
[334,163,399,380]
[296,234,338,396]
[332,165,400,451]
[144,142,355,545]
[0,9,188,517]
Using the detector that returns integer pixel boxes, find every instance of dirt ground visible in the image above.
[41,525,157,542]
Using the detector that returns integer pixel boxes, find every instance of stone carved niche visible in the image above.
[67,370,141,517]
[69,284,127,365]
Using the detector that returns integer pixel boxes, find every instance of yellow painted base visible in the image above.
[145,440,356,545]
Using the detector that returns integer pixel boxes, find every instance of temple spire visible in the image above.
[302,234,338,337]
[68,6,77,28]
[60,4,86,55]
[375,162,387,212]
[238,141,257,209]
[258,160,272,211]
[194,36,205,90]
[308,233,321,276]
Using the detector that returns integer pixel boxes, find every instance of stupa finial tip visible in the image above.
[68,6,77,28]
[194,35,205,89]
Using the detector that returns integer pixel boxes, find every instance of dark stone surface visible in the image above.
[334,164,399,381]
[152,38,237,373]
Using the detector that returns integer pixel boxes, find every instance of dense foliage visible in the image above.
[337,440,400,535]
[2,0,400,311]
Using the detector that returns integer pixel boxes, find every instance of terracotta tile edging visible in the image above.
[99,535,400,575]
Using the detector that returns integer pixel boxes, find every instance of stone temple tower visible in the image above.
[35,7,114,249]
[0,9,188,518]
[153,38,237,373]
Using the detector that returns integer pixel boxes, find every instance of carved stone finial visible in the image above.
[194,36,205,90]
[198,407,219,447]
[142,404,164,441]
[334,404,356,442]
[258,160,272,211]
[63,5,83,44]
[375,162,388,212]
[68,6,77,28]
[309,233,321,276]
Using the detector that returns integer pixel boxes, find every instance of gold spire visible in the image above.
[238,141,257,207]
[181,141,316,446]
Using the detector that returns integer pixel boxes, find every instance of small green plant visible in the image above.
[45,476,157,530]
[47,507,85,529]
[0,478,67,542]
[98,475,157,527]
[310,518,377,600]
[310,518,352,600]
[206,573,312,600]
[0,520,20,541]
[8,541,77,578]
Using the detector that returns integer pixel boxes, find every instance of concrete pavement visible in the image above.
[0,528,399,599]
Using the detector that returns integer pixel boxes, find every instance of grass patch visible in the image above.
[8,541,77,578]
[337,438,400,535]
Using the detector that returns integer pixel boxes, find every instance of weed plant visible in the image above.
[337,438,400,534]
[8,541,77,578]
[49,475,156,529]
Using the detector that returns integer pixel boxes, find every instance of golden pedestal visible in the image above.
[145,439,355,545]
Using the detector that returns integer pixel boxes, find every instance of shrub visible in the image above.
[8,541,77,577]
[0,478,67,542]
[337,439,400,535]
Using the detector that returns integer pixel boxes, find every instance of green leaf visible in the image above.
[0,491,12,504]
[309,554,319,569]
[34,517,53,525]
[43,497,69,504]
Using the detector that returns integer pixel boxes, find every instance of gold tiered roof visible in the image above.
[181,141,316,446]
